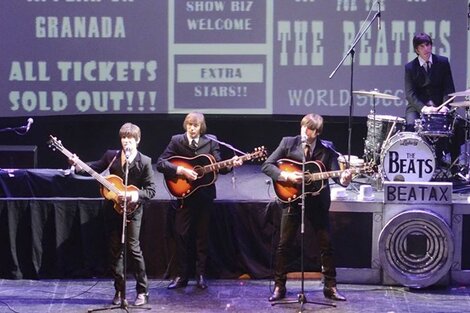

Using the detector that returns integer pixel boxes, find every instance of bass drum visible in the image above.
[380,132,435,182]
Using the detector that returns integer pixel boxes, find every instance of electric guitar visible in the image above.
[48,135,140,215]
[164,147,267,198]
[273,158,368,203]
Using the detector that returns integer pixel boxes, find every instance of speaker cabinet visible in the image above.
[451,202,470,285]
[380,182,453,288]
[0,145,37,168]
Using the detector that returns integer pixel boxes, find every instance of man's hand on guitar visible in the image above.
[340,169,353,186]
[280,171,303,183]
[231,156,243,168]
[177,166,198,181]
[68,154,82,171]
[118,191,139,203]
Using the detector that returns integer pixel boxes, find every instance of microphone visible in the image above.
[301,134,308,143]
[25,118,34,132]
[377,0,381,31]
[124,146,131,159]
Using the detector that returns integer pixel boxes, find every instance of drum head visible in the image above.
[380,132,435,182]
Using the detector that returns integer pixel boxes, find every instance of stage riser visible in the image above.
[2,198,470,287]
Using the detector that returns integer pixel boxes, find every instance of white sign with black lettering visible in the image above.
[384,181,452,205]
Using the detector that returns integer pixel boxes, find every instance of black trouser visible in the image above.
[174,193,212,279]
[106,206,148,294]
[274,197,336,289]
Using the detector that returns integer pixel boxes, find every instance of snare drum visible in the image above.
[380,132,435,182]
[416,112,454,137]
[364,114,405,163]
[338,155,364,171]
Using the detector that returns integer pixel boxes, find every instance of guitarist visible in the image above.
[262,113,352,302]
[70,123,156,306]
[156,112,243,291]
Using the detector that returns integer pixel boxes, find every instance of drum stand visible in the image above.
[462,107,470,180]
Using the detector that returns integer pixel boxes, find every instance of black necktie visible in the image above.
[425,61,431,74]
[304,144,310,160]
[191,139,198,149]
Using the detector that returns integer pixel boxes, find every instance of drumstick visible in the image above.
[384,120,397,143]
[436,96,456,110]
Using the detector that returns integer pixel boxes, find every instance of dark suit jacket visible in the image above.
[156,133,231,200]
[86,149,156,209]
[405,54,455,114]
[261,135,341,207]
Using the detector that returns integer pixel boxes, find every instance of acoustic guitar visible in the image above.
[48,135,140,215]
[164,147,267,198]
[273,158,367,203]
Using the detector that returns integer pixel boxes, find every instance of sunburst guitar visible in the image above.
[273,158,368,203]
[164,147,267,198]
[48,135,140,215]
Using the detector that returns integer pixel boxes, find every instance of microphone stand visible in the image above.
[88,154,150,313]
[205,134,246,190]
[329,3,381,160]
[272,140,335,312]
[0,125,30,135]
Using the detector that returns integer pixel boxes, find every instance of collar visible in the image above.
[186,134,199,144]
[418,54,433,67]
[121,150,137,164]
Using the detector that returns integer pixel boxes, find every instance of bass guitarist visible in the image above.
[261,113,352,302]
[70,122,156,307]
[156,112,243,291]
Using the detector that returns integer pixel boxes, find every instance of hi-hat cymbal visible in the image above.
[352,90,400,100]
[450,101,470,108]
[449,89,470,97]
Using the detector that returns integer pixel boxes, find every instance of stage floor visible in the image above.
[0,278,468,313]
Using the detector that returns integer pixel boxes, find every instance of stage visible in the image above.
[1,165,470,289]
[0,278,469,313]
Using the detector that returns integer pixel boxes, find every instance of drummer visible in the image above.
[404,32,465,177]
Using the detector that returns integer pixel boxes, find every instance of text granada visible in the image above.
[35,16,125,38]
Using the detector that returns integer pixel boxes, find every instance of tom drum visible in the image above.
[416,112,454,137]
[364,114,405,163]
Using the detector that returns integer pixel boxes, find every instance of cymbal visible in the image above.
[352,90,400,100]
[449,89,470,97]
[450,101,470,108]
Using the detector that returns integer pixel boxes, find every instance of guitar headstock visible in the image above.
[47,135,64,152]
[249,146,268,162]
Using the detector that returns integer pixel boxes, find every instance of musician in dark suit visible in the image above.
[405,32,464,175]
[71,122,156,306]
[262,113,352,302]
[156,112,242,290]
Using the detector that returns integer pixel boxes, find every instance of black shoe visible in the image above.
[168,277,188,289]
[196,275,208,289]
[268,286,286,302]
[323,286,346,301]
[112,291,121,305]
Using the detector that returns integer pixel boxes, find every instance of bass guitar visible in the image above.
[164,147,267,198]
[48,135,140,215]
[273,158,367,203]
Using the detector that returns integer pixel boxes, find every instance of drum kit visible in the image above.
[339,89,470,187]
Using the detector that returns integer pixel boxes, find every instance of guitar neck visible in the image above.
[201,153,255,174]
[58,147,120,194]
[309,167,361,181]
